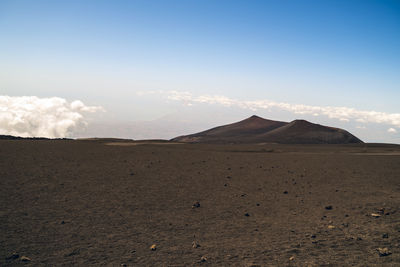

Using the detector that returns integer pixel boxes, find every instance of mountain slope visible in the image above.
[171,115,287,143]
[257,119,363,144]
[171,116,363,144]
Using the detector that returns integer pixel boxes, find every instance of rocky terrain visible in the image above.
[1,140,399,266]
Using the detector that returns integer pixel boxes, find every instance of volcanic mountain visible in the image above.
[171,115,363,144]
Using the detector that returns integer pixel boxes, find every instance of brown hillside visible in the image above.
[172,116,363,144]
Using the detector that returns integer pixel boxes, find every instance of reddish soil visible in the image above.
[1,140,400,266]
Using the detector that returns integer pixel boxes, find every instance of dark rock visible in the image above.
[325,205,333,210]
[382,233,389,238]
[192,201,200,208]
[377,248,392,257]
[283,191,288,194]
[244,213,250,217]
[65,248,80,257]
[6,253,19,260]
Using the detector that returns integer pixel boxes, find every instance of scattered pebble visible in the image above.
[150,244,157,251]
[325,205,333,210]
[371,213,381,218]
[328,225,336,229]
[377,248,392,257]
[382,233,389,238]
[200,256,207,262]
[192,201,201,208]
[289,256,295,261]
[244,213,250,217]
[283,191,288,194]
[20,256,31,262]
[6,252,19,260]
[192,241,201,248]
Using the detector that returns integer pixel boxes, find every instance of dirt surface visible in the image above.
[1,140,400,266]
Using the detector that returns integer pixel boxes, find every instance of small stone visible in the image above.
[283,191,288,194]
[371,213,381,218]
[311,234,316,239]
[200,256,207,262]
[244,213,250,217]
[289,256,295,261]
[325,205,333,210]
[20,256,31,262]
[6,252,19,260]
[382,233,389,238]
[256,203,260,206]
[150,244,157,251]
[61,220,65,224]
[121,264,127,267]
[192,201,200,208]
[192,241,200,248]
[328,225,336,229]
[377,248,392,257]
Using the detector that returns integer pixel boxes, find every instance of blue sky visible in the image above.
[0,0,400,142]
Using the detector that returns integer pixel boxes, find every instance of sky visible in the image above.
[0,0,399,142]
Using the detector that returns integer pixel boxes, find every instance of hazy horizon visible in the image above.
[1,0,399,143]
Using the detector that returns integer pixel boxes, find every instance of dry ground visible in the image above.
[1,140,400,266]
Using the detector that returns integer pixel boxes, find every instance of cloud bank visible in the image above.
[0,96,104,138]
[157,91,400,128]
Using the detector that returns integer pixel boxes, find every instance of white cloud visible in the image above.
[0,96,104,138]
[388,128,397,133]
[139,90,400,128]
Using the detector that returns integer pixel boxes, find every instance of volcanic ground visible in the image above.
[1,140,400,266]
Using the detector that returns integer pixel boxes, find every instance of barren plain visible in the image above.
[1,140,400,266]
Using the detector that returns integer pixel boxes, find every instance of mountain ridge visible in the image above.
[171,116,363,144]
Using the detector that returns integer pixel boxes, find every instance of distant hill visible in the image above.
[0,135,70,140]
[171,115,363,144]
